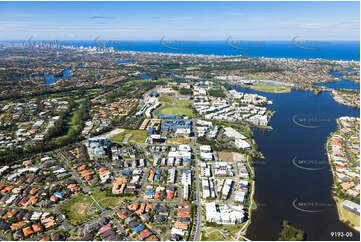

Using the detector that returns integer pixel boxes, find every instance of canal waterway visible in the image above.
[230,86,360,241]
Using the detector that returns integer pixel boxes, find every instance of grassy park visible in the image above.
[202,231,225,241]
[60,190,128,225]
[176,99,192,105]
[201,223,246,241]
[158,96,174,104]
[110,129,148,144]
[156,105,193,117]
[250,84,291,93]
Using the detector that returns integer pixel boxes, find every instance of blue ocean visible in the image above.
[59,40,360,61]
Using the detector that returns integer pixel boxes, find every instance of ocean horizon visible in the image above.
[4,40,359,61]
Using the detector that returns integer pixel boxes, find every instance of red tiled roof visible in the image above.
[140,229,152,240]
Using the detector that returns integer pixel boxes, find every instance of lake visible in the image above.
[314,71,360,90]
[45,68,71,85]
[229,86,360,241]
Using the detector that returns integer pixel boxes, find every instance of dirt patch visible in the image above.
[233,152,246,162]
[167,137,191,145]
[218,151,235,162]
[73,202,89,216]
[218,152,246,162]
[93,128,125,139]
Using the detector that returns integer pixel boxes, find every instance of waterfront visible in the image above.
[45,68,71,85]
[230,86,360,241]
[57,40,360,61]
[315,71,360,90]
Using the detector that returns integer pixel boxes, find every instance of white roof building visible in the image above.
[200,145,212,153]
[200,152,213,161]
[223,127,247,140]
[179,145,191,152]
[342,200,360,215]
[168,151,191,159]
[235,139,251,149]
[182,169,192,186]
[205,202,244,224]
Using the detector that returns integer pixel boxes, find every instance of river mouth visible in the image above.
[231,86,360,241]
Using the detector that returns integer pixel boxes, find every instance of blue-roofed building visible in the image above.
[132,223,145,233]
[54,192,64,198]
[154,175,159,182]
[145,188,155,196]
[161,119,191,131]
[184,158,192,163]
[148,127,155,136]
[119,170,132,176]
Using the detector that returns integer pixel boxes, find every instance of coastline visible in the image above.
[242,157,257,235]
[106,49,360,62]
[49,40,361,61]
[330,90,360,108]
[326,122,360,232]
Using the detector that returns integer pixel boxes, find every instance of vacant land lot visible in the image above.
[176,99,192,105]
[156,105,193,117]
[250,84,291,93]
[110,129,148,144]
[158,96,174,104]
[202,230,225,241]
[218,151,237,162]
[202,223,245,241]
[110,131,125,143]
[167,137,191,145]
[334,196,360,229]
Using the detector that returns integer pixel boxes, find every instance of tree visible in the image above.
[179,88,192,95]
[278,220,305,241]
[208,88,225,98]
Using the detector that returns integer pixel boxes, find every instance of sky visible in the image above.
[0,1,359,41]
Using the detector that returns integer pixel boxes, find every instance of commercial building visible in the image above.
[205,202,244,224]
[342,200,360,216]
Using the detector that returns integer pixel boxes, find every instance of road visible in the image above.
[53,150,91,193]
[112,218,132,240]
[343,140,356,166]
[190,125,201,241]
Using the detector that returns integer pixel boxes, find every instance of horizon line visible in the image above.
[1,39,360,42]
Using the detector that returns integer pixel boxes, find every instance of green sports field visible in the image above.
[250,84,291,93]
[156,105,193,117]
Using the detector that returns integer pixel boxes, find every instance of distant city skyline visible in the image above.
[0,1,359,41]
